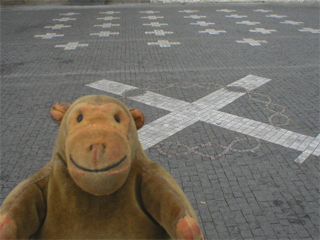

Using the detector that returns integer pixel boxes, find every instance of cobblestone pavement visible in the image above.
[1,2,319,239]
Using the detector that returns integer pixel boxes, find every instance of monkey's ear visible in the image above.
[50,102,71,125]
[129,108,145,130]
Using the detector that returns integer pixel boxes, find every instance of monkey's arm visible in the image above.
[139,161,204,240]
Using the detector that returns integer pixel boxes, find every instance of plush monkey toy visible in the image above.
[0,95,204,239]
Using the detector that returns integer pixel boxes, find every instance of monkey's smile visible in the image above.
[70,155,127,173]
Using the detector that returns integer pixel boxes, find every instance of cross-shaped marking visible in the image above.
[190,21,215,27]
[226,14,247,18]
[90,31,119,37]
[147,40,181,48]
[143,22,168,27]
[141,16,164,20]
[94,23,120,28]
[199,29,226,35]
[100,11,120,14]
[97,17,120,21]
[266,14,287,18]
[298,27,320,33]
[55,42,88,50]
[53,17,76,22]
[59,12,80,16]
[253,9,273,13]
[140,10,160,14]
[179,10,199,13]
[86,75,320,164]
[236,38,267,46]
[145,30,174,36]
[34,33,64,39]
[236,21,260,26]
[45,24,71,30]
[216,9,236,12]
[249,28,277,34]
[184,15,207,19]
[280,20,304,25]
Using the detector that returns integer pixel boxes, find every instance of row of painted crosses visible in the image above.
[140,10,181,48]
[36,11,122,50]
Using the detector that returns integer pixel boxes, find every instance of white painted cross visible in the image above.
[226,14,247,19]
[236,38,268,46]
[94,23,120,28]
[236,21,260,26]
[249,28,277,34]
[199,29,226,35]
[216,9,236,13]
[253,9,273,13]
[298,27,320,33]
[45,24,71,30]
[179,10,199,13]
[97,17,120,21]
[145,30,174,36]
[55,42,89,50]
[147,40,181,48]
[280,20,304,25]
[86,75,320,164]
[190,21,215,27]
[100,11,121,14]
[59,12,80,16]
[184,15,207,19]
[90,31,119,37]
[266,14,287,18]
[143,22,168,27]
[53,17,76,22]
[34,33,64,39]
[141,16,164,20]
[140,10,160,14]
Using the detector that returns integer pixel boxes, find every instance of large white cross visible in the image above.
[145,30,174,36]
[266,14,287,18]
[147,40,181,48]
[236,38,268,46]
[97,17,120,21]
[199,29,226,35]
[179,10,199,13]
[253,9,273,13]
[45,24,71,30]
[94,23,120,28]
[216,9,236,13]
[184,15,207,19]
[299,27,320,34]
[143,22,168,27]
[86,75,320,164]
[100,11,121,14]
[281,20,304,25]
[249,28,277,34]
[236,21,260,26]
[59,12,80,16]
[225,14,247,19]
[190,21,215,27]
[90,31,119,37]
[53,17,76,22]
[55,42,88,50]
[141,16,164,20]
[34,33,64,39]
[140,10,160,14]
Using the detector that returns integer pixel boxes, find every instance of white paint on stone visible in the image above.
[34,33,64,39]
[55,42,88,50]
[249,28,277,34]
[236,38,267,46]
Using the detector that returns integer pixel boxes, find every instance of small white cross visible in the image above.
[143,22,168,27]
[299,27,320,33]
[249,28,277,34]
[216,9,236,13]
[141,16,164,20]
[281,20,304,25]
[184,15,206,19]
[145,30,174,36]
[140,10,160,14]
[147,40,181,48]
[90,31,119,37]
[190,21,215,27]
[253,9,273,13]
[226,14,247,18]
[94,23,120,28]
[199,29,226,35]
[55,42,89,50]
[236,38,268,46]
[34,33,64,39]
[100,11,120,14]
[178,10,199,13]
[45,24,71,30]
[266,14,287,18]
[53,17,76,22]
[236,21,260,26]
[59,12,80,16]
[97,17,120,21]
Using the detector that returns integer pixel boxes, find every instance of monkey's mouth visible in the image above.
[69,155,127,173]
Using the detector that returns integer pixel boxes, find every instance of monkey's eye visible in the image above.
[114,114,120,123]
[77,114,83,122]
